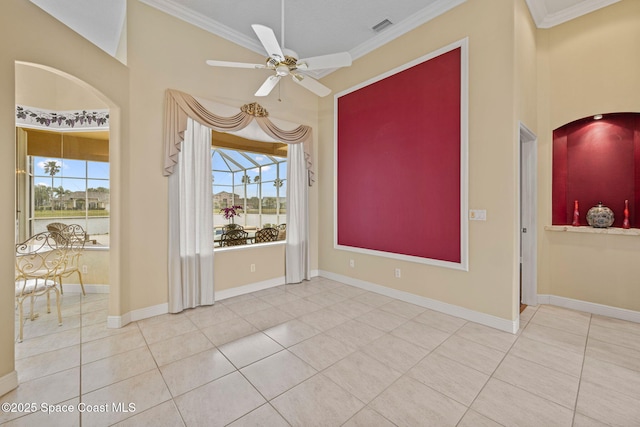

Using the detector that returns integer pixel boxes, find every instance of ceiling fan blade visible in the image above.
[206,59,266,69]
[297,52,352,70]
[255,75,281,97]
[291,73,331,97]
[251,24,285,61]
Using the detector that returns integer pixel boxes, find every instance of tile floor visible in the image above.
[3,277,640,426]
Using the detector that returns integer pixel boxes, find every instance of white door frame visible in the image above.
[520,122,538,306]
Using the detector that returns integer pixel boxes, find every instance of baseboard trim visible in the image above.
[61,284,109,294]
[538,294,640,324]
[318,270,518,334]
[106,276,290,328]
[215,276,286,301]
[107,303,168,329]
[0,370,18,398]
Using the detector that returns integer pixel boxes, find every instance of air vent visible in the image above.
[372,19,393,33]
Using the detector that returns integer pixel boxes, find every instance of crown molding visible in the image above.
[348,0,466,61]
[524,0,548,27]
[526,0,620,28]
[138,0,265,56]
[139,0,467,79]
[139,0,329,78]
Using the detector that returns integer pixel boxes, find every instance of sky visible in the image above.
[33,157,109,192]
[212,149,287,198]
[33,149,285,197]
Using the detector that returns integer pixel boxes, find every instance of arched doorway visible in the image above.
[13,61,121,354]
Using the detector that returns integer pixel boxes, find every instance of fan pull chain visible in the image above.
[278,78,282,102]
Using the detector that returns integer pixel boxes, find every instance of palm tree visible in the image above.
[43,160,60,211]
[273,178,284,218]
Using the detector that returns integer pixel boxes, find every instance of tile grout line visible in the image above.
[78,295,83,427]
[455,319,527,427]
[155,314,195,427]
[222,291,424,425]
[571,313,592,427]
[34,286,639,426]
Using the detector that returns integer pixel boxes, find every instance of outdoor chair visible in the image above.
[220,229,249,246]
[15,232,65,342]
[222,223,244,233]
[47,222,96,245]
[276,223,286,241]
[255,227,279,243]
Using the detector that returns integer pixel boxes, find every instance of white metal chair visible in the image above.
[49,224,86,295]
[15,232,65,343]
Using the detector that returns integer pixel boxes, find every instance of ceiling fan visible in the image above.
[206,23,352,97]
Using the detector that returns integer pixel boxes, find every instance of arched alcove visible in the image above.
[552,112,640,228]
[14,61,121,325]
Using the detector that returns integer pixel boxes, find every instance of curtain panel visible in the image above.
[168,118,214,312]
[285,143,310,283]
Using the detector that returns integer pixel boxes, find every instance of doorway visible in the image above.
[519,122,537,308]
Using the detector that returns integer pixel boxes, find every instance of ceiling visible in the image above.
[30,0,126,60]
[31,0,620,73]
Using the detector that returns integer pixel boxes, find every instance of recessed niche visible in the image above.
[552,112,640,228]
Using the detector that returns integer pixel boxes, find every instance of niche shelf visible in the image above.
[552,112,640,229]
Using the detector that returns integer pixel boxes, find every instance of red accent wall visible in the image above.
[337,48,461,263]
[552,113,640,227]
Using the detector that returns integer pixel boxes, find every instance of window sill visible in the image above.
[545,225,640,236]
[215,241,285,252]
[84,245,110,251]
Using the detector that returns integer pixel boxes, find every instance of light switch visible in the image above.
[470,209,487,221]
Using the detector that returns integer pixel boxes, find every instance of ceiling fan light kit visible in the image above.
[206,23,352,97]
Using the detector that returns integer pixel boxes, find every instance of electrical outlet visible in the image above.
[82,265,88,274]
[349,259,355,268]
[250,264,256,273]
[394,268,401,278]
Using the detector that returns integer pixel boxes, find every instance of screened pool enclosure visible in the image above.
[212,147,287,231]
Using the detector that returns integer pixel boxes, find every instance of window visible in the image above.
[29,156,109,238]
[16,128,110,245]
[212,147,286,244]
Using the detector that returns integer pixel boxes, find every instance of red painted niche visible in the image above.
[552,112,640,228]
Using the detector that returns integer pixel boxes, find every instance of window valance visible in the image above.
[163,89,314,184]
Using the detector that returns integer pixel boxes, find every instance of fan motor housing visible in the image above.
[275,64,290,76]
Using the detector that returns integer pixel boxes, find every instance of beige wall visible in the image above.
[16,63,107,110]
[537,0,640,310]
[60,249,110,287]
[214,244,285,292]
[514,0,538,127]
[319,0,527,323]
